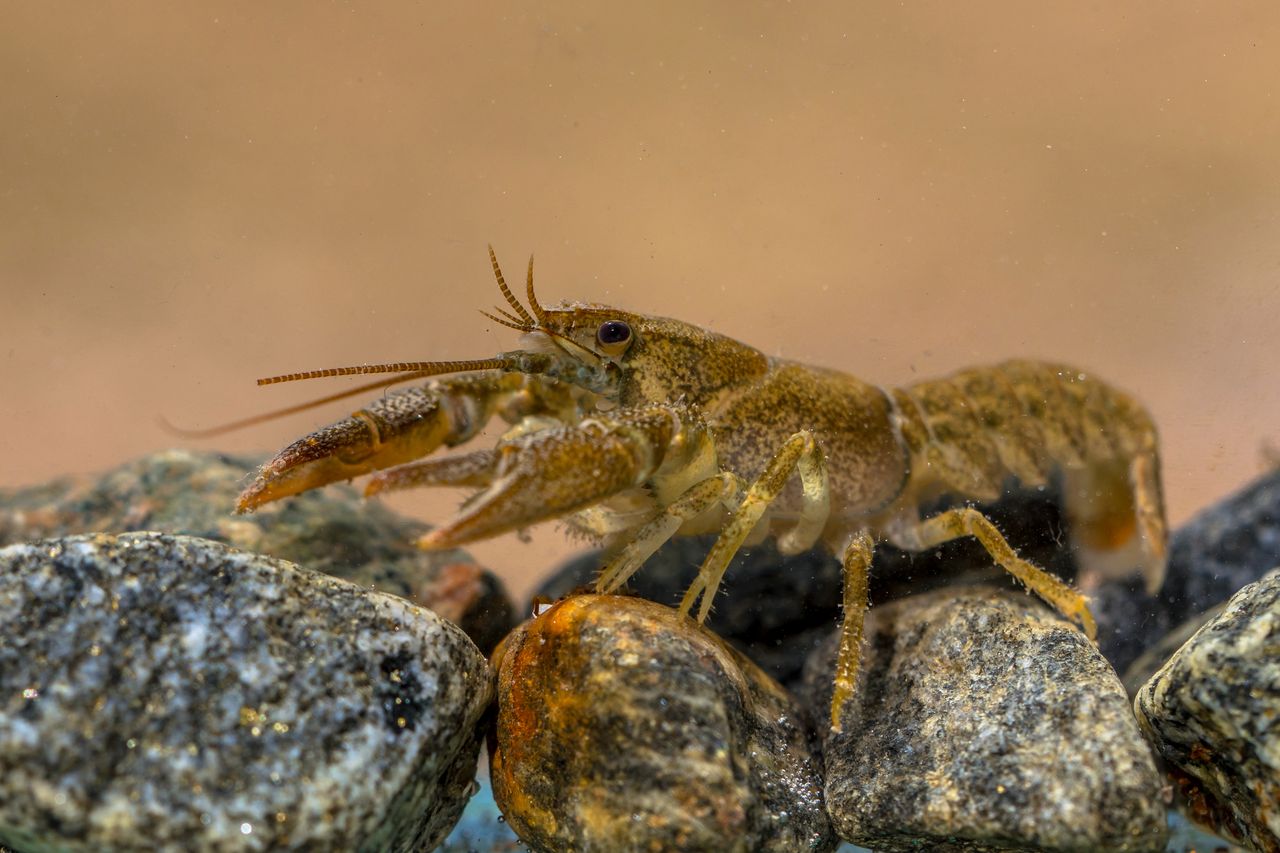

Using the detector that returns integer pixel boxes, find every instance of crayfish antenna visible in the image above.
[157,370,431,438]
[255,358,515,386]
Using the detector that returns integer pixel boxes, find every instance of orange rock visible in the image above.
[489,593,835,853]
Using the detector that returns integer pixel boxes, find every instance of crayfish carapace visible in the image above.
[234,248,1168,731]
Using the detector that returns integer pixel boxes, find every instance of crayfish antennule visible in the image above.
[480,307,531,332]
[488,244,536,328]
[526,253,547,325]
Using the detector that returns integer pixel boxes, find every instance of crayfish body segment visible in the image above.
[236,249,1168,732]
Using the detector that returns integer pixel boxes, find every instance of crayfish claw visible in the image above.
[419,409,680,550]
[236,379,509,512]
[236,416,382,512]
[364,450,499,496]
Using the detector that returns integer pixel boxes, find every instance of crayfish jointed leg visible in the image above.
[678,430,830,623]
[646,429,1099,735]
[827,507,1097,733]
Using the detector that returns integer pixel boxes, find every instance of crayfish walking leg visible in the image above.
[678,431,831,623]
[829,507,1098,733]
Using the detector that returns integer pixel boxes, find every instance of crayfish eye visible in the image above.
[596,320,632,356]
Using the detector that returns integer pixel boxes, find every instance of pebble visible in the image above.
[1135,567,1280,853]
[0,532,494,852]
[0,449,515,653]
[489,593,837,853]
[803,585,1168,853]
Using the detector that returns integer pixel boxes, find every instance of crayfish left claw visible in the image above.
[236,374,530,513]
[418,409,680,550]
[236,415,386,512]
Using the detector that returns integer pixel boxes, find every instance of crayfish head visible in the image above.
[520,304,769,411]
[485,247,770,409]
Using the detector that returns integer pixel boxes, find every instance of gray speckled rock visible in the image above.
[804,585,1167,853]
[489,594,837,853]
[1135,568,1280,853]
[0,449,515,653]
[0,532,494,853]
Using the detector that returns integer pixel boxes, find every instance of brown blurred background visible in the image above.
[3,3,1278,603]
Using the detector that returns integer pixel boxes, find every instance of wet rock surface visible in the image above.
[0,449,515,653]
[0,532,494,852]
[1136,568,1280,853]
[489,593,837,853]
[1094,468,1280,675]
[804,585,1167,853]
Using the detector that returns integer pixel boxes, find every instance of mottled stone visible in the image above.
[489,594,836,853]
[1136,568,1280,852]
[0,449,514,652]
[804,585,1167,853]
[539,486,1079,691]
[1094,468,1280,675]
[0,533,494,852]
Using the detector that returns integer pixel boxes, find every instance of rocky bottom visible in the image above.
[1,453,1276,852]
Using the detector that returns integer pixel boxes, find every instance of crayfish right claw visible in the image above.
[418,408,681,550]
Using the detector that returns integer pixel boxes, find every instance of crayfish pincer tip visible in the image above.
[416,530,448,551]
[233,485,265,515]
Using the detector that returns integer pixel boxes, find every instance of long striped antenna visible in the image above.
[255,358,516,386]
[157,370,431,438]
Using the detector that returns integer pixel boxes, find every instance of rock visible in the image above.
[538,486,1080,691]
[803,585,1167,853]
[0,449,515,653]
[489,593,837,853]
[0,532,494,852]
[1135,568,1280,853]
[1094,467,1280,675]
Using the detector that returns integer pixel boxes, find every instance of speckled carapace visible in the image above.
[235,248,1168,731]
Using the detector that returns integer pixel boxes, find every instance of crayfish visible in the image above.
[232,248,1167,731]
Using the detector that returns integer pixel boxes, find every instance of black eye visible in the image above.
[596,320,631,346]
